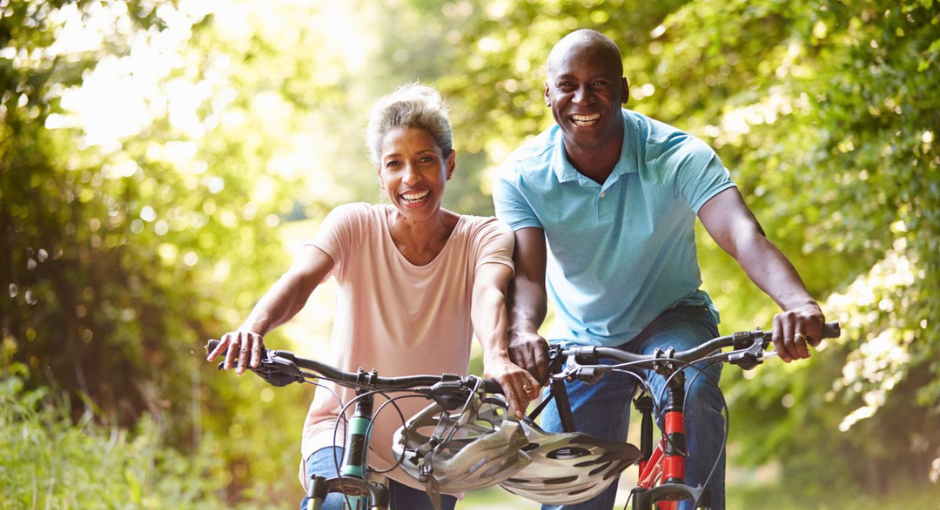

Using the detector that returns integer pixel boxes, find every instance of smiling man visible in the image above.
[493,29,826,510]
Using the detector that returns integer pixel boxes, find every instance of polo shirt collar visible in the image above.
[551,109,639,185]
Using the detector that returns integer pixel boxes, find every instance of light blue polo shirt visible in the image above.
[493,109,736,347]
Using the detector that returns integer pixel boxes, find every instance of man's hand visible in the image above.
[508,330,550,385]
[206,330,265,375]
[772,302,825,363]
[483,355,541,419]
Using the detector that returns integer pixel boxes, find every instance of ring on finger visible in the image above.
[522,384,533,393]
[795,333,808,343]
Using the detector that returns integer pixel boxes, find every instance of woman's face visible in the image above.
[378,126,454,220]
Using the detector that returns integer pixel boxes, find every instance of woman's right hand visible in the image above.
[483,354,541,419]
[206,330,265,376]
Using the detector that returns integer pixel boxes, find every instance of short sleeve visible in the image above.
[469,217,515,274]
[493,166,544,232]
[657,135,737,214]
[304,203,369,279]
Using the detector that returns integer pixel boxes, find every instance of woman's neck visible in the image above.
[386,208,459,266]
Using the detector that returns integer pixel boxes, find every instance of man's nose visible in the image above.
[573,85,592,105]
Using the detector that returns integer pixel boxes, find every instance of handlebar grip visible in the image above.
[822,321,841,339]
[482,378,504,394]
[206,339,220,355]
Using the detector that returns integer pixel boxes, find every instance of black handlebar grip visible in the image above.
[822,321,841,339]
[482,378,504,394]
[206,339,221,355]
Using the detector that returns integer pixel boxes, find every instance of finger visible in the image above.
[250,334,263,368]
[773,315,791,363]
[503,381,524,419]
[207,337,227,361]
[793,332,811,359]
[531,344,549,384]
[782,317,804,361]
[223,334,239,370]
[806,316,824,347]
[237,332,251,375]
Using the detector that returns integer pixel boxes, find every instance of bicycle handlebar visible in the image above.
[205,340,504,398]
[561,321,841,372]
[207,321,839,400]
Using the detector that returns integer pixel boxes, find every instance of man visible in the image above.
[493,29,826,510]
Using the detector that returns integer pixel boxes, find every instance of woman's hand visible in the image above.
[206,330,265,375]
[484,354,542,419]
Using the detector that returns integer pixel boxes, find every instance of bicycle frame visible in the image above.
[539,347,712,510]
[630,371,710,510]
[304,389,390,510]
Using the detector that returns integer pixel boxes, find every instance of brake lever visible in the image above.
[726,339,765,370]
[554,361,610,385]
[216,352,305,387]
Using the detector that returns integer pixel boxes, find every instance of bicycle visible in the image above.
[524,320,842,510]
[206,320,840,510]
[205,339,537,510]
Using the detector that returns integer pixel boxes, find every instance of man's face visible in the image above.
[545,41,629,154]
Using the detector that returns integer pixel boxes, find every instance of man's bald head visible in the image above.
[547,29,623,79]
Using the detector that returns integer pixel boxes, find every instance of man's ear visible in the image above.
[621,76,630,105]
[544,82,552,106]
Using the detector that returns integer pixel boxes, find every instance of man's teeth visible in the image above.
[572,114,600,126]
[402,190,429,202]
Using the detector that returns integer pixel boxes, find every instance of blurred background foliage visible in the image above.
[1,0,938,507]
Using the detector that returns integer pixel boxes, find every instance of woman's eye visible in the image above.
[419,156,434,163]
[385,160,400,168]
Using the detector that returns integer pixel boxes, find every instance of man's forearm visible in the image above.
[508,276,548,336]
[733,232,818,312]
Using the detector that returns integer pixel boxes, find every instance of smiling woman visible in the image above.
[206,83,540,510]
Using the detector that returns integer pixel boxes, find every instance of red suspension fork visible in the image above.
[662,371,687,485]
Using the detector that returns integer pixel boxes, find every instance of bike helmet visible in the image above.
[392,393,532,493]
[498,416,644,504]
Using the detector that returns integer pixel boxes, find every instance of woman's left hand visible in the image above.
[483,355,542,419]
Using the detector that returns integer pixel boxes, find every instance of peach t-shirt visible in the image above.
[299,203,514,492]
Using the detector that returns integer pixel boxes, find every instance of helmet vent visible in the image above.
[588,461,612,476]
[547,446,591,460]
[544,476,579,485]
[522,442,540,452]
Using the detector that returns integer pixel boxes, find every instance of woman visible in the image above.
[207,83,538,510]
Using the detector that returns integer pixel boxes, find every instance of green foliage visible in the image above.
[2,0,320,499]
[0,361,279,509]
[3,0,939,503]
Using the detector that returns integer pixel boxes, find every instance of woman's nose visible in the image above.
[402,163,420,184]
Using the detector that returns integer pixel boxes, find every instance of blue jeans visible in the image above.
[299,447,458,510]
[540,305,725,510]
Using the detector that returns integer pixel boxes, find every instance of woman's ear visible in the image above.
[446,150,456,180]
